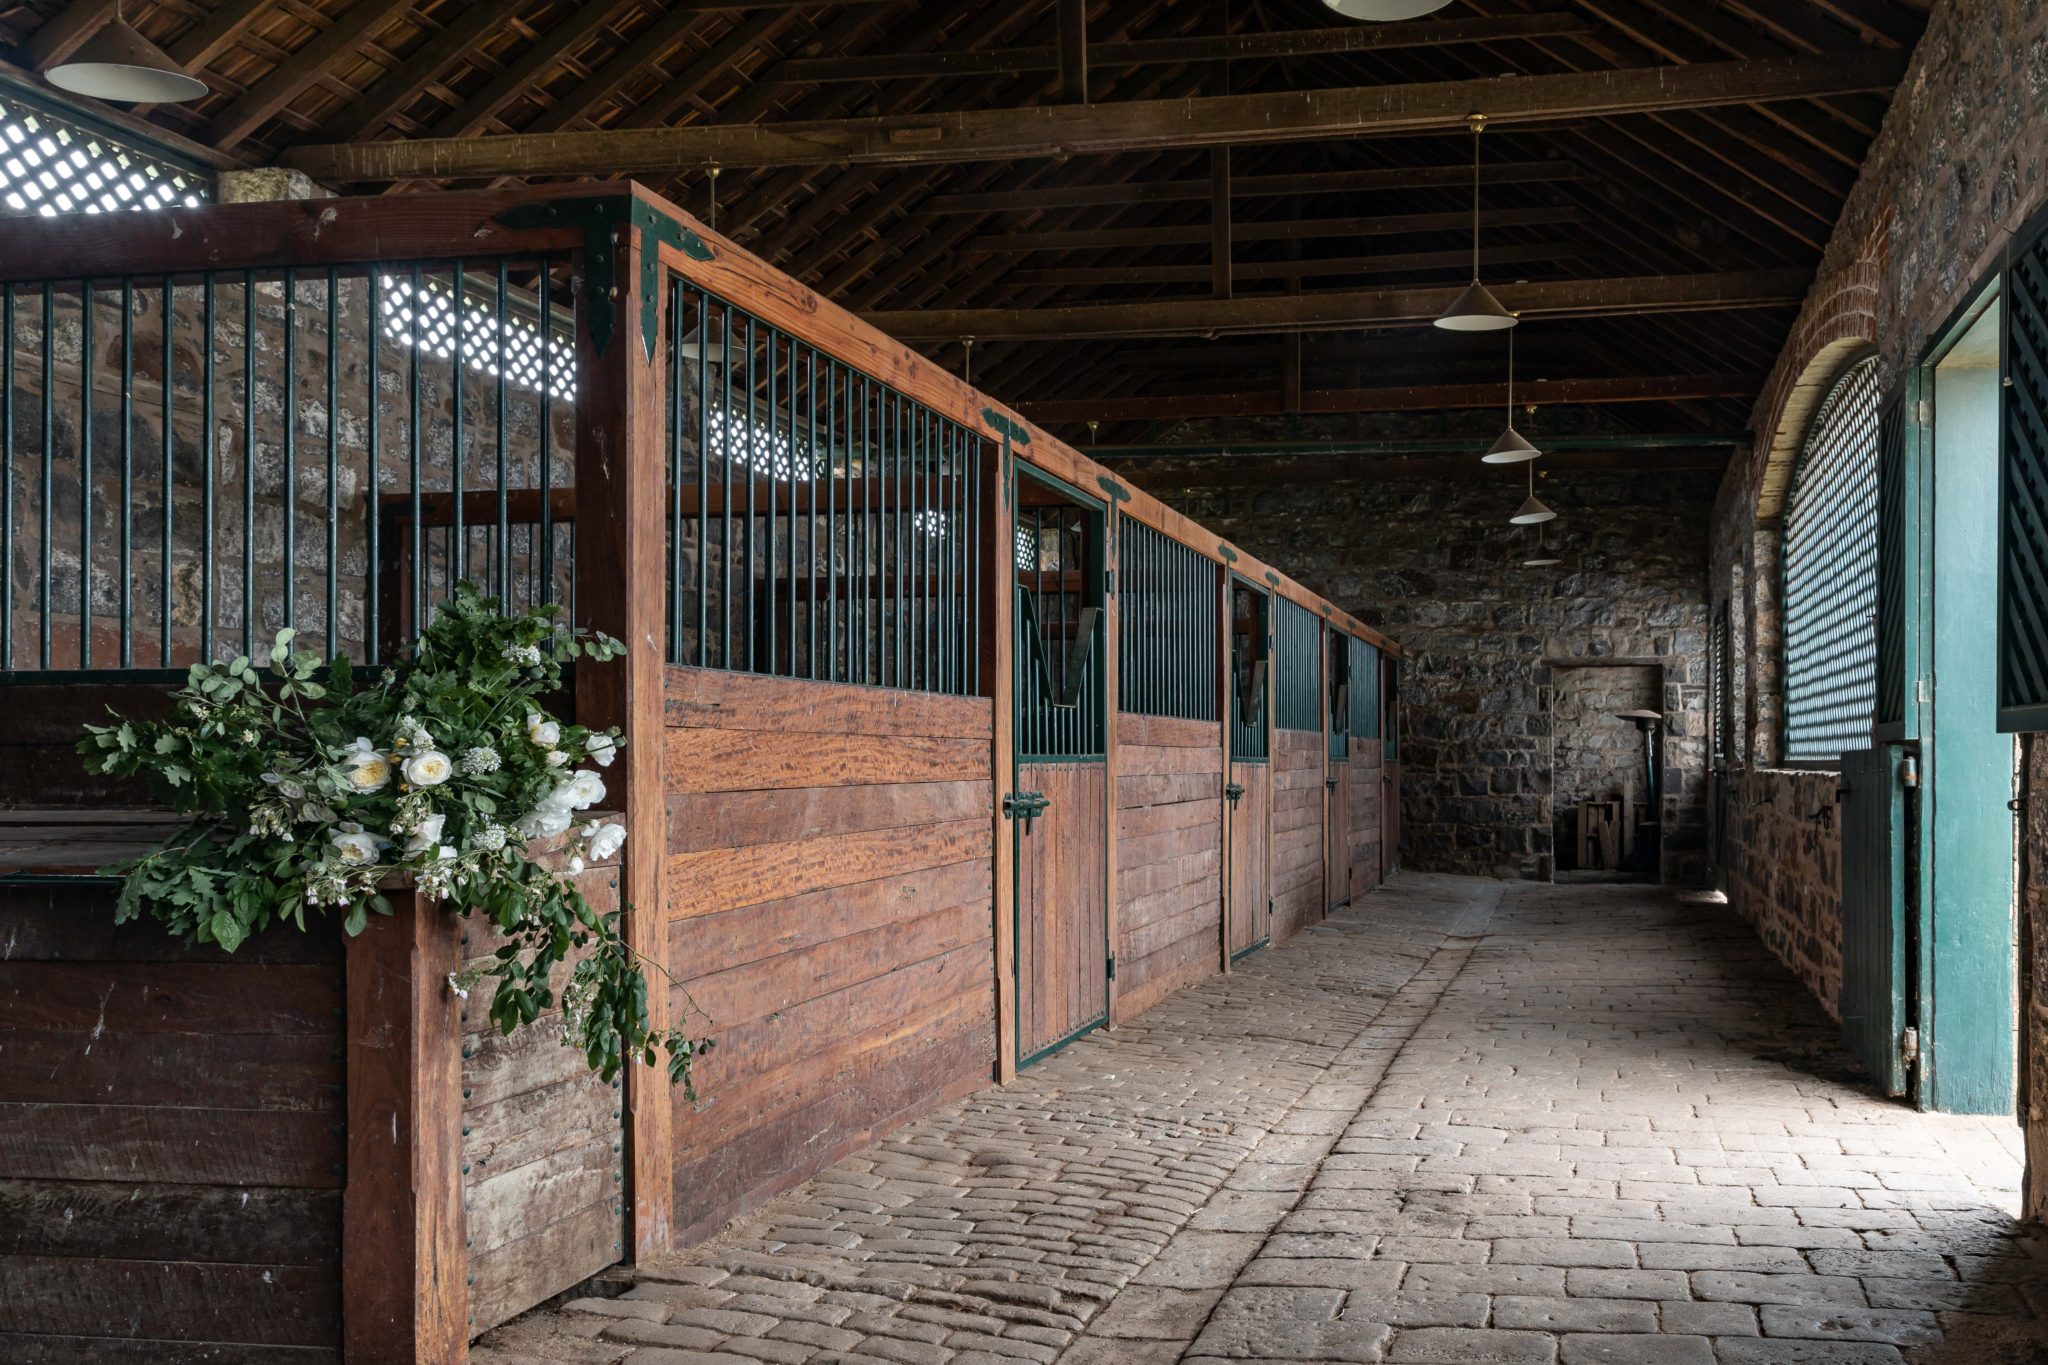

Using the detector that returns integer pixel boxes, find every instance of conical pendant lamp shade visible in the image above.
[1436,278,1516,331]
[46,19,206,103]
[1324,0,1452,17]
[1509,493,1556,525]
[1483,424,1540,463]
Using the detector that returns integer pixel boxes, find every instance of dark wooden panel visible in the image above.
[665,667,994,738]
[0,1028,342,1111]
[0,1104,342,1189]
[1016,762,1108,1060]
[0,962,341,1036]
[469,1198,623,1339]
[1327,760,1351,914]
[667,779,992,853]
[0,1333,337,1364]
[0,1181,339,1266]
[0,1255,341,1345]
[1271,731,1326,942]
[1227,763,1271,957]
[0,888,342,964]
[666,728,992,792]
[0,684,174,809]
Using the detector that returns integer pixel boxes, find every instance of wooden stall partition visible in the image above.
[1351,734,1386,898]
[1224,577,1275,960]
[1272,730,1327,943]
[662,668,997,1243]
[461,862,628,1336]
[1113,713,1225,1019]
[0,875,349,1362]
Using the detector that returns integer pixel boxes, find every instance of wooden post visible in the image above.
[574,198,674,1258]
[987,438,1018,1083]
[343,889,467,1364]
[1217,561,1233,974]
[1056,0,1088,103]
[1102,505,1122,1024]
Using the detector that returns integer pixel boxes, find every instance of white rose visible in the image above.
[544,748,570,768]
[403,750,453,787]
[338,737,392,793]
[587,822,627,862]
[585,733,617,767]
[515,808,573,839]
[566,854,585,875]
[565,769,607,810]
[329,828,382,866]
[526,712,561,748]
[402,812,446,855]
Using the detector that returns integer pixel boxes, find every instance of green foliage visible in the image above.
[81,584,707,1091]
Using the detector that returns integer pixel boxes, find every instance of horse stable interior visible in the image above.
[4,0,2048,1362]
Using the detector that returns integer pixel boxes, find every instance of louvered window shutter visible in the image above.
[1873,387,1908,735]
[2002,232,2048,732]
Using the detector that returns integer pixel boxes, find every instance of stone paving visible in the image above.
[480,875,2048,1365]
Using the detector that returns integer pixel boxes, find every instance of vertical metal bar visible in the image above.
[667,280,683,662]
[408,264,423,641]
[893,391,907,689]
[495,259,510,605]
[825,356,838,682]
[450,263,465,595]
[743,314,756,673]
[970,437,980,695]
[764,322,778,676]
[200,277,214,664]
[119,278,133,668]
[3,287,15,671]
[281,270,296,633]
[860,373,873,684]
[807,344,819,680]
[366,270,382,662]
[696,289,710,668]
[242,270,255,657]
[79,280,93,667]
[908,402,922,690]
[719,301,734,669]
[37,284,52,668]
[538,265,555,612]
[325,270,339,658]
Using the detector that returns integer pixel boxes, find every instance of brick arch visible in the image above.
[1752,281,1881,525]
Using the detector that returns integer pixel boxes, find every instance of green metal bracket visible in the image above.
[1095,475,1131,504]
[1264,570,1281,587]
[984,408,1033,446]
[1218,544,1239,563]
[497,195,713,361]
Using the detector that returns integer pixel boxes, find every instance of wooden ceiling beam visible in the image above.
[766,12,1593,84]
[917,158,1578,215]
[205,0,418,150]
[965,205,1579,254]
[316,1,526,144]
[282,50,1909,181]
[166,0,275,71]
[859,269,1808,340]
[1017,372,1768,423]
[1004,240,1576,288]
[421,1,644,140]
[23,1,113,68]
[1110,445,1733,482]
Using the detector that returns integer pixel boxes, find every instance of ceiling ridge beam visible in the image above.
[858,269,1812,341]
[1018,372,1770,422]
[283,50,1910,181]
[917,159,1579,215]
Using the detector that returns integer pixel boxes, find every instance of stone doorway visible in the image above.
[1548,662,1662,881]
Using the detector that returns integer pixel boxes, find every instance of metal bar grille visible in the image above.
[1874,389,1908,732]
[1783,354,1882,760]
[1710,602,1732,766]
[1348,634,1380,741]
[665,276,987,695]
[2003,234,2048,732]
[1326,629,1349,759]
[1229,581,1269,762]
[1384,657,1401,762]
[1,258,576,675]
[1273,596,1321,732]
[1116,518,1218,721]
[1013,471,1105,759]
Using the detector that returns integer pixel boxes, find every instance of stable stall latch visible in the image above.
[1224,782,1245,806]
[1003,790,1050,831]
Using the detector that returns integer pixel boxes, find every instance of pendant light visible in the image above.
[1509,461,1555,525]
[1323,0,1452,17]
[1481,325,1540,463]
[45,1,206,104]
[1436,114,1516,332]
[1522,521,1561,567]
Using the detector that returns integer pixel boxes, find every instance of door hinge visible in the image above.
[1102,568,1114,597]
[1916,678,1932,704]
[1916,398,1932,426]
[1901,1026,1920,1067]
[1106,955,1117,981]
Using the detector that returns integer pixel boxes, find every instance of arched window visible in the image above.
[1782,354,1883,761]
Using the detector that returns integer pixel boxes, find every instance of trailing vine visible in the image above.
[80,584,706,1090]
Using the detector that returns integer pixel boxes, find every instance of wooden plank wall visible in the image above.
[0,881,344,1363]
[1114,712,1225,1018]
[661,668,997,1242]
[1350,737,1385,901]
[1271,728,1327,942]
[462,865,627,1336]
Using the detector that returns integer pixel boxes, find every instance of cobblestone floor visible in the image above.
[481,875,2048,1365]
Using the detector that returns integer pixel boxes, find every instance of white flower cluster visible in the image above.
[502,643,544,667]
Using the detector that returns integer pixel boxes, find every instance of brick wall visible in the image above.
[1130,465,1713,884]
[1724,769,1845,1020]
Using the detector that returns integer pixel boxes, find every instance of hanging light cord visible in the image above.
[1505,326,1514,420]
[1470,114,1484,284]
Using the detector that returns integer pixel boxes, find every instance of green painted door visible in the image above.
[1923,313,2019,1114]
[1839,744,1909,1095]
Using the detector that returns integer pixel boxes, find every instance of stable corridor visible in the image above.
[481,878,2044,1365]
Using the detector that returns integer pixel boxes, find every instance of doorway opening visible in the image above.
[1548,661,1664,883]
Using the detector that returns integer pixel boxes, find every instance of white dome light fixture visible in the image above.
[1436,113,1517,332]
[1323,0,1454,19]
[1482,324,1541,463]
[1508,462,1555,525]
[45,2,206,104]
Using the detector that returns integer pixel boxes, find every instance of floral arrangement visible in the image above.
[79,584,703,1090]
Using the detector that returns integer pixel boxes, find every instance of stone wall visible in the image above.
[1129,464,1713,884]
[1724,768,1845,1020]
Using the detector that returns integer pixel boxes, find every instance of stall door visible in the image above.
[1225,581,1271,959]
[1011,471,1110,1065]
[1840,744,1911,1095]
[1325,629,1351,914]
